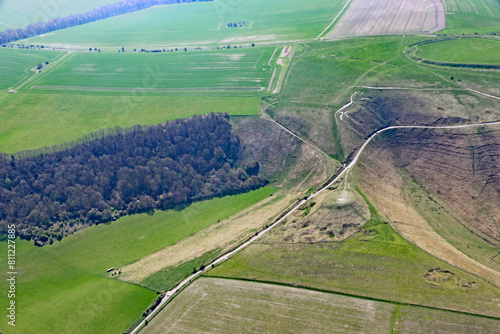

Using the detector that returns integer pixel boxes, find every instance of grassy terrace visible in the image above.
[0,187,275,334]
[416,38,500,65]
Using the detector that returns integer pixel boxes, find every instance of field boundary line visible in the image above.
[315,0,354,40]
[131,120,500,334]
[22,52,75,90]
[204,276,500,320]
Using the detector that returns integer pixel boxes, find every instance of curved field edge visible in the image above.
[142,277,500,333]
[0,187,275,334]
[205,188,500,317]
[415,37,500,66]
[406,37,500,69]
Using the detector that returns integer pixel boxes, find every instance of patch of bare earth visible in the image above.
[327,0,445,38]
[262,187,370,243]
[353,126,500,286]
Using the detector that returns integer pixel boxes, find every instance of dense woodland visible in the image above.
[0,0,213,45]
[0,113,267,245]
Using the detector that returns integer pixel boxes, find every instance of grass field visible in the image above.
[207,190,500,317]
[22,0,348,48]
[0,48,63,90]
[143,277,500,333]
[0,187,274,334]
[26,47,275,93]
[440,0,500,34]
[0,0,119,31]
[416,38,500,65]
[0,92,260,153]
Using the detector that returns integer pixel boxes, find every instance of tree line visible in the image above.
[0,0,213,45]
[0,113,267,245]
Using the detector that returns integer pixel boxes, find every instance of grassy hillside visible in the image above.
[207,191,500,317]
[21,0,347,48]
[0,93,259,153]
[0,187,275,334]
[416,38,500,65]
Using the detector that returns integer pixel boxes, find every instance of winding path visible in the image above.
[131,119,500,334]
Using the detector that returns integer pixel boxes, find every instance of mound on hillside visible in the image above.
[263,188,370,243]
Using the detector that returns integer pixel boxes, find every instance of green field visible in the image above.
[0,0,119,31]
[207,191,500,317]
[0,187,275,334]
[0,93,260,153]
[22,0,347,48]
[26,47,275,93]
[440,0,500,34]
[0,48,63,90]
[143,277,500,333]
[417,38,500,65]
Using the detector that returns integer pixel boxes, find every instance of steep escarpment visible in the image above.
[358,126,500,241]
[339,91,474,158]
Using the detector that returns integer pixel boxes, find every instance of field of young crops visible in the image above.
[21,0,348,48]
[27,47,275,93]
[0,47,62,90]
[0,0,119,31]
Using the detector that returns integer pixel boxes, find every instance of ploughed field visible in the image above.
[327,0,445,38]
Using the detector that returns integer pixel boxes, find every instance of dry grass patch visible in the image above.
[119,191,296,285]
[141,277,395,334]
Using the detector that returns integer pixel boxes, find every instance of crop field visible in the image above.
[0,0,119,31]
[0,188,274,334]
[0,48,63,90]
[440,0,500,34]
[207,192,500,317]
[327,0,445,38]
[143,278,500,333]
[142,277,395,334]
[26,47,275,93]
[416,38,500,65]
[0,93,259,153]
[22,0,348,48]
